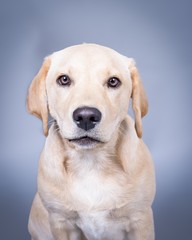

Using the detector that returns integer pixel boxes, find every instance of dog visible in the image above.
[27,43,156,240]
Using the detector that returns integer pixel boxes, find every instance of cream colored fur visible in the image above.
[27,44,155,240]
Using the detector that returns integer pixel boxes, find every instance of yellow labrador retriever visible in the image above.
[27,44,156,240]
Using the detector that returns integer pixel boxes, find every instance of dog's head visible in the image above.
[27,44,148,149]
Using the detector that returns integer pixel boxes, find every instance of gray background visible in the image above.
[0,0,192,239]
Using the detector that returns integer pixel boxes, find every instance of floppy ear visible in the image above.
[128,59,148,138]
[27,57,51,136]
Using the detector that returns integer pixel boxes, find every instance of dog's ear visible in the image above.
[128,59,148,138]
[27,57,51,137]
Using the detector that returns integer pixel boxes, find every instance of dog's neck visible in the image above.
[63,132,120,176]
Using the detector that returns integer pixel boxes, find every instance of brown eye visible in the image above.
[107,77,121,88]
[57,75,71,86]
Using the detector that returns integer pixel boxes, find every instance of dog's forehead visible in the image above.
[50,44,128,72]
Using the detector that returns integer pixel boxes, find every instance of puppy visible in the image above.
[27,44,156,240]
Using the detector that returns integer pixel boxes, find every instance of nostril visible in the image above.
[90,116,94,122]
[76,115,83,122]
[90,115,98,123]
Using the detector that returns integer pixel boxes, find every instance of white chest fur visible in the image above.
[67,165,130,239]
[76,211,129,240]
[67,150,130,212]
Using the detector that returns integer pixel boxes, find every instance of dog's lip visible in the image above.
[68,136,102,145]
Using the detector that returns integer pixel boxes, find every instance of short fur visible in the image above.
[27,44,155,240]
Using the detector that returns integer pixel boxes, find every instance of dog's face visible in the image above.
[46,45,132,148]
[27,44,148,149]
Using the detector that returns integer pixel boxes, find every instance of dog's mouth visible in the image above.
[68,136,102,146]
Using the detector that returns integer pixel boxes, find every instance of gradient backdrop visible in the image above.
[0,0,192,239]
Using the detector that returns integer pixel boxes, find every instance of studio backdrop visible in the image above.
[0,0,192,239]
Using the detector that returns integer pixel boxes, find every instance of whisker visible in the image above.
[48,119,56,125]
[118,125,126,136]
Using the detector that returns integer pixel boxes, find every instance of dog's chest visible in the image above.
[76,211,128,240]
[68,166,129,211]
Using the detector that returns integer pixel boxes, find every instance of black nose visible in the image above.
[73,107,102,131]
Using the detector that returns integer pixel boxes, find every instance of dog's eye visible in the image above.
[57,75,71,86]
[107,77,121,88]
